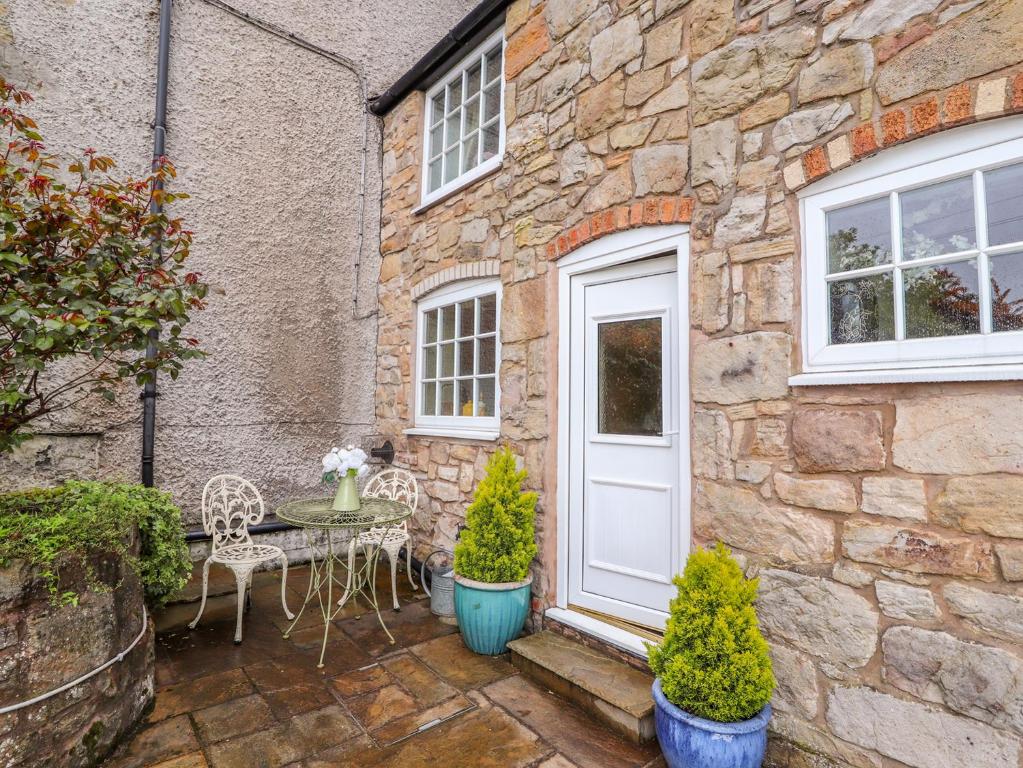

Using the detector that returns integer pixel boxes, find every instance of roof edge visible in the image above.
[369,0,513,116]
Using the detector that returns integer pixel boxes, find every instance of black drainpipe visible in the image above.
[142,0,173,487]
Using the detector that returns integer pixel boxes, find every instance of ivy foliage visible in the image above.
[454,447,537,583]
[0,77,207,452]
[648,543,775,723]
[0,481,191,606]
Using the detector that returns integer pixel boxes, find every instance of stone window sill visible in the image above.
[403,427,500,442]
[789,364,1023,386]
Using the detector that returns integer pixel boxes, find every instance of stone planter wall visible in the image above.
[374,1,1023,766]
[0,532,154,767]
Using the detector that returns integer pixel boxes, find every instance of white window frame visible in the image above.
[794,117,1023,386]
[409,278,502,440]
[418,29,506,210]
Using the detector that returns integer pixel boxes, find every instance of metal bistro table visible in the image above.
[276,496,413,668]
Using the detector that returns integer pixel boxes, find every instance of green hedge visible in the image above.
[0,481,191,606]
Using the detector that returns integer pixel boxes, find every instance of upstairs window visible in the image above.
[797,120,1023,383]
[421,30,504,207]
[415,280,501,438]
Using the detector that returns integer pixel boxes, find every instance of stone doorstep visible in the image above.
[508,631,655,744]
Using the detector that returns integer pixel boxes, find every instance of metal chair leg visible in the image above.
[280,555,295,620]
[405,541,418,590]
[233,567,249,644]
[188,558,212,630]
[384,546,400,612]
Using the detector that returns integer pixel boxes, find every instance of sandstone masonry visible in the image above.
[374,1,1023,765]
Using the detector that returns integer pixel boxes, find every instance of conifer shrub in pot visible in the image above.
[453,447,537,655]
[648,543,775,768]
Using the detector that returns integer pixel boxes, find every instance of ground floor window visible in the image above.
[798,118,1023,382]
[414,278,501,437]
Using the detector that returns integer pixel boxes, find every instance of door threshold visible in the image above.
[545,607,660,659]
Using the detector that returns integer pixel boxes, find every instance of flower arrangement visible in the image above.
[321,445,369,484]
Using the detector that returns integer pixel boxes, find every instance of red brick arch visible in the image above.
[544,194,693,262]
[784,69,1023,192]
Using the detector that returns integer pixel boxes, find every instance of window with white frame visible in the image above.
[415,280,500,435]
[421,30,504,207]
[798,120,1023,382]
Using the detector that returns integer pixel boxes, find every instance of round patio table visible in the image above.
[276,496,412,668]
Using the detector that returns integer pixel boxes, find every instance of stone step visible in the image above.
[507,630,655,744]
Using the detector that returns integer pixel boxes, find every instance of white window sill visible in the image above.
[544,608,650,659]
[790,364,1023,386]
[404,427,500,441]
[413,157,503,215]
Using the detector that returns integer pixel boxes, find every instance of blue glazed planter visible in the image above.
[453,573,532,655]
[653,679,771,768]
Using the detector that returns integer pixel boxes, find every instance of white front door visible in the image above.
[567,253,686,630]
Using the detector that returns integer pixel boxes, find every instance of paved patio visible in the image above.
[107,563,665,768]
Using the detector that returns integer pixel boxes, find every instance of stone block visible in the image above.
[770,644,819,720]
[774,474,857,513]
[875,0,1023,105]
[934,476,1023,538]
[631,144,689,196]
[826,686,1019,768]
[505,13,552,79]
[842,520,995,580]
[693,409,732,480]
[773,102,854,152]
[690,118,738,188]
[644,17,683,68]
[691,26,815,125]
[792,408,884,473]
[894,395,1023,474]
[882,626,1023,736]
[712,192,767,248]
[860,477,926,521]
[757,569,879,668]
[874,581,938,621]
[691,332,791,405]
[944,583,1023,643]
[797,44,874,104]
[546,0,599,37]
[997,542,1023,581]
[589,14,642,82]
[694,481,835,564]
[577,72,625,138]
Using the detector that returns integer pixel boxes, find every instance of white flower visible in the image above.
[322,452,342,473]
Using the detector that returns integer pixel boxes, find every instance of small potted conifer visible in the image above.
[453,446,537,655]
[648,543,775,768]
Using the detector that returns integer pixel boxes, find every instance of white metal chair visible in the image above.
[189,475,294,643]
[353,468,420,611]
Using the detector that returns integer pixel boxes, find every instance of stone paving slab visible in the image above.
[109,565,667,768]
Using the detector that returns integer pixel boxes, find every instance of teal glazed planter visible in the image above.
[653,679,771,768]
[454,573,532,655]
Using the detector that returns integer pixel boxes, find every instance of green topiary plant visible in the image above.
[648,542,775,723]
[0,481,191,606]
[454,446,537,583]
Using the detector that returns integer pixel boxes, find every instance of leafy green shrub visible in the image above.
[454,447,537,583]
[0,481,191,606]
[0,77,207,453]
[648,543,775,723]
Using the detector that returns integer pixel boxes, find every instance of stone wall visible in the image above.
[0,536,154,766]
[375,0,1023,765]
[0,0,476,523]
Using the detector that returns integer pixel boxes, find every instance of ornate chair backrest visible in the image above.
[201,475,266,553]
[362,468,419,531]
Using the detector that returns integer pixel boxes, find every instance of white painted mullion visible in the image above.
[975,169,993,335]
[891,191,906,341]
